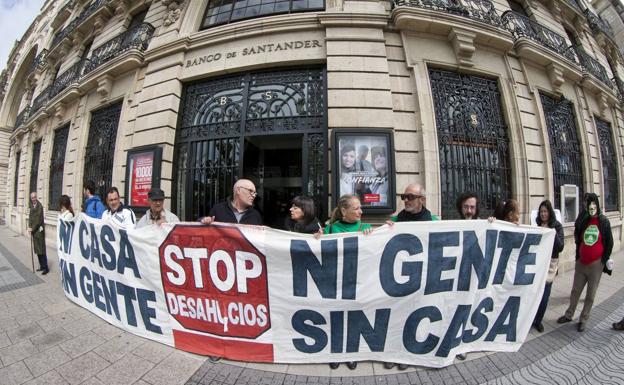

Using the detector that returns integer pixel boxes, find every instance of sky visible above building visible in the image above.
[0,0,45,72]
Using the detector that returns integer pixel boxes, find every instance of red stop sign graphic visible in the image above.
[159,224,270,339]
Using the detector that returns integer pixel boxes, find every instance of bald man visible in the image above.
[200,179,262,225]
[389,183,434,222]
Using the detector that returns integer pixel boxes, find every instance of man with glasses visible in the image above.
[200,179,262,226]
[456,192,480,220]
[384,183,434,370]
[389,183,433,223]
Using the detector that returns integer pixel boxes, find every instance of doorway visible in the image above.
[243,135,302,228]
[173,67,327,222]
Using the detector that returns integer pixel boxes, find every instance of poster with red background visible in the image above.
[129,151,154,206]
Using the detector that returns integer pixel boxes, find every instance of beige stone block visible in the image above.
[395,152,419,173]
[392,93,415,112]
[394,130,421,152]
[514,84,533,100]
[522,127,543,146]
[131,129,174,149]
[326,27,385,41]
[386,46,406,62]
[390,75,414,94]
[136,94,181,118]
[326,41,387,57]
[327,72,391,90]
[134,110,178,131]
[528,178,546,196]
[393,111,418,131]
[525,143,545,162]
[384,32,402,47]
[327,57,389,73]
[143,65,183,88]
[527,161,546,179]
[140,79,183,101]
[516,96,537,115]
[519,111,540,129]
[388,60,410,77]
[328,90,393,108]
[328,108,394,128]
[145,52,186,76]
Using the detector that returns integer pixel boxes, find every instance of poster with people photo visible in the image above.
[333,129,396,213]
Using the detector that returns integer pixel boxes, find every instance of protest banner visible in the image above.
[57,215,554,367]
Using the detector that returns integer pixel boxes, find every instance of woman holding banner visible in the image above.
[532,200,564,333]
[59,195,75,221]
[284,196,322,234]
[323,194,373,370]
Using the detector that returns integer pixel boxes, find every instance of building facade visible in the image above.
[0,0,623,267]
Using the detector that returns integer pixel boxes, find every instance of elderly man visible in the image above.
[456,192,480,219]
[28,192,48,275]
[200,179,262,225]
[137,188,179,228]
[102,187,136,229]
[389,183,433,222]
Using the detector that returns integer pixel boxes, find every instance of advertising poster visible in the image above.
[334,130,394,212]
[128,151,154,207]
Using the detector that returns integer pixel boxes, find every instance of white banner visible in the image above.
[57,214,554,367]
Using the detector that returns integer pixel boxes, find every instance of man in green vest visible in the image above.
[28,192,48,275]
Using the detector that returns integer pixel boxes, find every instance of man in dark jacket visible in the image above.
[200,178,262,225]
[557,193,613,332]
[388,183,433,223]
[28,192,48,275]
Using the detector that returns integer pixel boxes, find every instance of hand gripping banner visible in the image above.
[57,214,555,367]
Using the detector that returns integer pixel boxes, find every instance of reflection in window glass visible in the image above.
[202,0,325,28]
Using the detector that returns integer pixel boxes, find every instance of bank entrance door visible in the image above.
[174,68,327,223]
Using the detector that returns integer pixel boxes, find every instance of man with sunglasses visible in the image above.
[200,179,262,226]
[389,183,433,223]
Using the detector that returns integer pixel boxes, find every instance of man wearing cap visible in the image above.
[137,188,180,228]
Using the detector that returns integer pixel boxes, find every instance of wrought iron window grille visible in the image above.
[48,125,70,211]
[29,140,42,196]
[392,0,503,28]
[13,151,21,206]
[539,92,584,210]
[83,102,122,201]
[15,23,154,130]
[429,68,512,219]
[595,117,619,212]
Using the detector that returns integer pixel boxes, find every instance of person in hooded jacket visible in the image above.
[557,193,613,332]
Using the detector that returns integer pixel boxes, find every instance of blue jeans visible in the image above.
[533,282,552,325]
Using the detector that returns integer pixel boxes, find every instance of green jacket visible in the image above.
[324,220,372,234]
[29,200,46,255]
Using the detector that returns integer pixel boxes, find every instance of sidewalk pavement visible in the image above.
[1,225,623,385]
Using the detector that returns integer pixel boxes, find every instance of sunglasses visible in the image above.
[401,194,423,201]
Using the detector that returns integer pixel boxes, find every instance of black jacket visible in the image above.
[207,201,262,225]
[395,207,433,222]
[548,220,565,259]
[574,193,613,273]
[284,217,322,234]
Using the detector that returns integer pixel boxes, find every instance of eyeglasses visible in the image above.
[239,186,257,196]
[401,194,423,201]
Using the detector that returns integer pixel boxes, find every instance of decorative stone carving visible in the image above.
[162,0,184,27]
[54,102,66,122]
[546,63,565,94]
[597,91,608,117]
[448,28,476,67]
[97,75,113,101]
